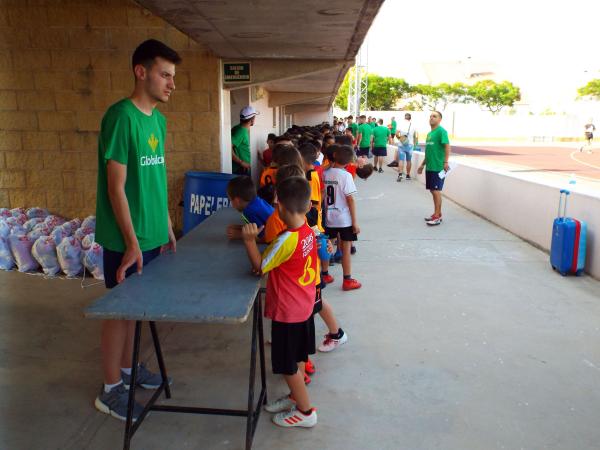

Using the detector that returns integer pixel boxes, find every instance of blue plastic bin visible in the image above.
[183,172,237,235]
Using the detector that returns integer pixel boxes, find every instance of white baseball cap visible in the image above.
[240,106,259,120]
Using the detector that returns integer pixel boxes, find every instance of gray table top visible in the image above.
[84,208,261,324]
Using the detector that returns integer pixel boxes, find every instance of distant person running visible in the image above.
[582,121,595,154]
[418,111,450,226]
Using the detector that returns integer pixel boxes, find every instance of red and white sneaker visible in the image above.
[424,214,442,222]
[305,358,315,375]
[272,408,317,428]
[342,278,362,291]
[322,274,334,284]
[265,394,295,413]
[318,331,348,352]
[426,216,442,226]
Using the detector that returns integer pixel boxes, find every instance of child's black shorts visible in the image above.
[271,317,316,375]
[312,284,323,315]
[325,226,358,242]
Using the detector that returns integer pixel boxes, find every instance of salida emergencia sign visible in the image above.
[223,62,251,82]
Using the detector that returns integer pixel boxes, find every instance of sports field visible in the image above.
[451,144,600,183]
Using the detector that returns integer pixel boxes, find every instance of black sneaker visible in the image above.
[378,168,383,173]
[396,174,403,182]
[387,161,399,167]
[405,174,411,180]
[350,245,357,255]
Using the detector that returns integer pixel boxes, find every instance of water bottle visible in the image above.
[317,234,331,261]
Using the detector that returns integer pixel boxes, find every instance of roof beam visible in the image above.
[268,92,330,107]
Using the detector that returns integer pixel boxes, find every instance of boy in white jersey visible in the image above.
[320,145,362,291]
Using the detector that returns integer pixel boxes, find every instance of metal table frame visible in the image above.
[123,289,267,450]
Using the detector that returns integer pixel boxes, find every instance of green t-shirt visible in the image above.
[358,123,373,148]
[231,124,250,172]
[391,120,397,134]
[425,126,450,172]
[373,125,391,147]
[96,98,169,252]
[370,121,377,128]
[349,122,359,137]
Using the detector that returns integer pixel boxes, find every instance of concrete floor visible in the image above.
[2,169,600,450]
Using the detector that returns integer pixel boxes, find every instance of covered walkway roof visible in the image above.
[136,0,385,111]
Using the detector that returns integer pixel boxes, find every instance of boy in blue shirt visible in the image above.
[226,176,273,240]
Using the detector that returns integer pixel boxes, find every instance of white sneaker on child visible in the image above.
[318,331,348,352]
[264,394,295,413]
[272,408,317,428]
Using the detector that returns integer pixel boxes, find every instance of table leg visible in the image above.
[245,296,259,450]
[257,292,267,404]
[149,321,171,399]
[124,320,142,450]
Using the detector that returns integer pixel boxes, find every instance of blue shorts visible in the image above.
[103,247,162,289]
[357,147,370,157]
[398,144,413,162]
[373,147,387,157]
[425,170,445,191]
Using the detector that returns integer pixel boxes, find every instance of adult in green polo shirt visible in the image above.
[94,39,179,422]
[231,106,258,175]
[390,116,397,136]
[418,110,451,226]
[347,115,359,139]
[372,119,392,172]
[356,115,373,157]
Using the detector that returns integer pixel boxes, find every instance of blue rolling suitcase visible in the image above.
[550,189,587,276]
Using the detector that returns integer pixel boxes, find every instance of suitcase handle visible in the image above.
[558,190,570,218]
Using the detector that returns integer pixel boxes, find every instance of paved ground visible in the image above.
[2,170,600,450]
[452,144,600,185]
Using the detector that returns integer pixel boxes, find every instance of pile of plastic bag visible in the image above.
[0,207,103,280]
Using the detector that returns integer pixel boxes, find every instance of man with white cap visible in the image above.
[231,106,259,175]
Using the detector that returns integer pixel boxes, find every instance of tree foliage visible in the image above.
[465,80,521,114]
[577,79,600,100]
[334,71,520,114]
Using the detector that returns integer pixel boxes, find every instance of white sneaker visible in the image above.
[265,394,295,413]
[318,331,348,352]
[272,408,317,428]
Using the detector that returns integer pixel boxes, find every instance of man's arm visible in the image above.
[346,194,360,234]
[356,132,362,146]
[443,143,451,171]
[231,146,250,168]
[106,160,142,283]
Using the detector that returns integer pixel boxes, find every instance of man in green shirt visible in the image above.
[390,116,397,136]
[372,119,392,173]
[356,115,373,157]
[418,111,451,226]
[94,39,179,422]
[231,106,258,175]
[347,115,359,141]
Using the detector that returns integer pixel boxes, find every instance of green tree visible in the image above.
[438,82,469,110]
[577,79,600,99]
[411,84,444,110]
[466,80,521,114]
[334,70,410,111]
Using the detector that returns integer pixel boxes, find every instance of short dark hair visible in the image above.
[276,177,311,214]
[325,144,339,163]
[274,135,291,144]
[356,163,374,179]
[132,39,182,72]
[267,133,277,141]
[335,145,354,165]
[276,164,305,185]
[336,135,353,146]
[273,144,303,168]
[434,110,443,119]
[377,119,383,125]
[404,113,412,119]
[227,176,256,202]
[299,143,318,165]
[347,115,353,120]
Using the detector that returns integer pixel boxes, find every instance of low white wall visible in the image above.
[386,144,600,278]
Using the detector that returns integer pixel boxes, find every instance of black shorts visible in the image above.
[425,170,445,191]
[312,284,323,315]
[585,132,593,140]
[325,226,357,242]
[373,146,387,156]
[357,147,370,157]
[103,247,162,289]
[271,318,316,375]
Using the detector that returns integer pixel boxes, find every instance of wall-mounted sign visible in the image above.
[223,62,251,82]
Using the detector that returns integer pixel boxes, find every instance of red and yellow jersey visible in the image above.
[261,223,317,323]
[260,166,277,188]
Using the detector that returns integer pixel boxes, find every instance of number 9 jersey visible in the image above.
[323,167,358,228]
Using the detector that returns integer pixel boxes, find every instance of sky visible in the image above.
[362,0,600,109]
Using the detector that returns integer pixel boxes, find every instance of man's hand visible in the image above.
[417,165,424,175]
[443,162,450,172]
[241,161,251,169]
[161,224,177,254]
[241,223,263,242]
[226,224,243,240]
[116,244,143,284]
[352,223,361,235]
